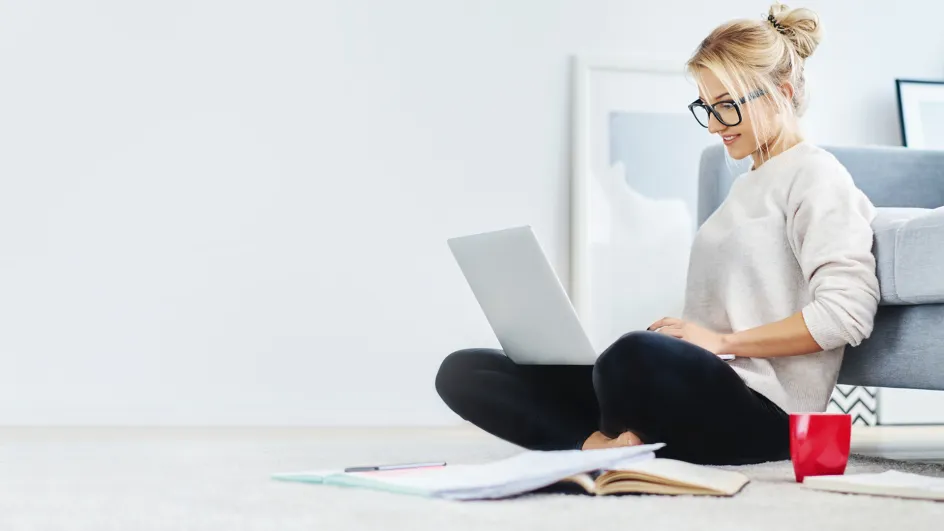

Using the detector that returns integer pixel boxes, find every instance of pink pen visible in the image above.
[344,461,446,473]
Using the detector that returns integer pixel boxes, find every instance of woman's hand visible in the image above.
[647,317,729,355]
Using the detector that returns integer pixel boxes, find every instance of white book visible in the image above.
[803,470,944,501]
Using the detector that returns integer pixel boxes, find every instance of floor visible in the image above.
[1,426,943,531]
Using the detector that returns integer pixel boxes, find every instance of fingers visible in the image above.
[647,317,682,331]
[657,327,684,338]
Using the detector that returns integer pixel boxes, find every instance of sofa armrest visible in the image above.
[893,206,944,304]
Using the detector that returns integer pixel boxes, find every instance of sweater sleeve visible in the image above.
[787,164,881,351]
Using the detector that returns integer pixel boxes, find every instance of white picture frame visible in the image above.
[896,79,944,149]
[570,56,716,352]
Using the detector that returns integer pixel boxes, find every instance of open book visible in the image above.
[803,470,944,501]
[273,444,749,500]
[560,457,749,496]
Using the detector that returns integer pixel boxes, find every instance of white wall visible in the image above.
[0,0,942,425]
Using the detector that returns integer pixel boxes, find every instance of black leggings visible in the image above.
[436,330,789,465]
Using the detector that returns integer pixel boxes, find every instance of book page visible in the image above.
[601,458,749,495]
[599,479,717,496]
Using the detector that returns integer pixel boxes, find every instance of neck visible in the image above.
[750,130,804,170]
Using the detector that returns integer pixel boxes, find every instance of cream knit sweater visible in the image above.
[682,142,881,413]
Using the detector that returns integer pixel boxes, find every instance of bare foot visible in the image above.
[581,430,643,450]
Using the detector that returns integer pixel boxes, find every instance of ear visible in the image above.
[779,82,796,103]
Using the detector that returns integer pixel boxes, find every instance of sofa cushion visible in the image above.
[872,206,944,305]
[841,303,944,389]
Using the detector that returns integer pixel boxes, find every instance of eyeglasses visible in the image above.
[688,89,766,128]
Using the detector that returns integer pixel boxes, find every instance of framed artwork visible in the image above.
[896,79,944,148]
[570,56,715,352]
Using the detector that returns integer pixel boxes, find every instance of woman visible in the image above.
[435,3,880,465]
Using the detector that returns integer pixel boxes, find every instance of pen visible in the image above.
[344,461,447,473]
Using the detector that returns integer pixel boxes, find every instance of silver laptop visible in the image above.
[448,225,736,365]
[447,226,597,365]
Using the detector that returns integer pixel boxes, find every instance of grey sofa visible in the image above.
[698,144,944,391]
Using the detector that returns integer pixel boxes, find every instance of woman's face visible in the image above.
[696,68,780,161]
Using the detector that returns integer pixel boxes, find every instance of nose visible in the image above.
[707,113,726,134]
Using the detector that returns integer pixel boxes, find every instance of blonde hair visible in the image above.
[686,3,824,156]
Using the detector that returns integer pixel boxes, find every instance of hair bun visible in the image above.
[768,3,823,59]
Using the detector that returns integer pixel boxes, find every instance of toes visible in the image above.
[616,431,643,446]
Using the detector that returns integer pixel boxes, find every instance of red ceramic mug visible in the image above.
[789,412,852,483]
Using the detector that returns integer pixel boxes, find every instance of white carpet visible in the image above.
[1,427,943,530]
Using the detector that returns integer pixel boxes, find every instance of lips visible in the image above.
[722,134,740,146]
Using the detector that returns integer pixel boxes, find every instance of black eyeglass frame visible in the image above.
[688,89,767,128]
